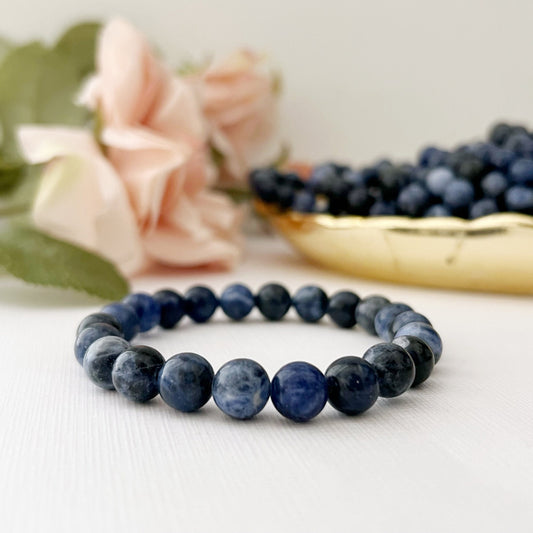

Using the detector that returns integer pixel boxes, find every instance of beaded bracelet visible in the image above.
[74,283,443,422]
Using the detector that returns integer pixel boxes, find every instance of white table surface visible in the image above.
[0,235,532,533]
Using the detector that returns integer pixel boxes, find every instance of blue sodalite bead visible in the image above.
[255,283,291,321]
[101,302,140,341]
[325,356,379,415]
[83,336,130,389]
[481,171,508,199]
[505,185,533,215]
[470,198,498,219]
[327,290,360,328]
[393,335,434,387]
[426,167,454,196]
[443,179,475,213]
[153,289,185,329]
[74,323,123,365]
[391,310,431,336]
[355,295,390,335]
[292,285,328,323]
[397,183,430,217]
[212,359,270,420]
[185,286,219,323]
[271,362,328,422]
[374,303,412,341]
[159,352,214,412]
[111,345,165,402]
[76,313,122,336]
[394,322,443,363]
[509,158,533,185]
[424,204,451,217]
[292,190,316,212]
[363,343,415,398]
[122,293,161,332]
[220,283,255,321]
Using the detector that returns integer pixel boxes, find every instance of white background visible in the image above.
[3,0,533,163]
[1,2,533,532]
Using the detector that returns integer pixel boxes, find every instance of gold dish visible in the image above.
[256,202,533,295]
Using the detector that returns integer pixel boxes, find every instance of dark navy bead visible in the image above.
[488,147,516,172]
[397,183,430,217]
[271,362,328,422]
[101,302,140,341]
[504,132,533,158]
[369,201,396,216]
[111,345,165,402]
[255,283,291,321]
[153,289,185,329]
[443,179,475,214]
[220,284,255,321]
[489,123,513,146]
[76,312,123,336]
[424,204,451,217]
[159,352,214,412]
[394,322,443,363]
[325,356,379,415]
[426,167,454,196]
[249,168,278,203]
[363,343,415,398]
[355,295,390,335]
[185,286,218,323]
[342,169,364,188]
[374,303,412,341]
[292,190,316,213]
[393,335,435,387]
[292,285,328,323]
[327,290,360,328]
[391,311,431,336]
[470,198,498,219]
[481,171,508,199]
[346,187,372,215]
[212,359,270,420]
[419,147,448,168]
[83,336,130,389]
[123,292,161,332]
[509,158,533,185]
[74,323,123,365]
[505,185,533,215]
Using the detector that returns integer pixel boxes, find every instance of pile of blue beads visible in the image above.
[250,122,533,219]
[75,283,443,423]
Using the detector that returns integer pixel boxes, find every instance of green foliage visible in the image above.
[0,221,129,300]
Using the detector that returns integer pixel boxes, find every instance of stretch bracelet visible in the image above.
[74,283,443,422]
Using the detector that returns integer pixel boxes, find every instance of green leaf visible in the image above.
[0,165,40,215]
[54,22,100,79]
[0,37,12,66]
[0,221,129,300]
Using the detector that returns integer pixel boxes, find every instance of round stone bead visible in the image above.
[112,346,165,402]
[123,293,161,332]
[426,167,454,196]
[159,352,214,412]
[185,286,219,323]
[374,303,412,341]
[327,290,360,328]
[325,356,379,415]
[363,343,415,398]
[76,312,122,336]
[101,302,140,341]
[292,285,328,323]
[509,158,533,186]
[391,311,431,336]
[271,362,328,422]
[469,198,498,219]
[424,204,451,217]
[443,179,475,213]
[220,283,255,321]
[255,283,291,321]
[355,295,390,335]
[481,171,508,199]
[83,336,130,390]
[505,185,533,215]
[153,289,185,329]
[394,322,443,364]
[212,359,270,420]
[74,323,123,365]
[393,335,435,387]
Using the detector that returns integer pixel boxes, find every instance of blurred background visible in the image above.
[3,0,533,166]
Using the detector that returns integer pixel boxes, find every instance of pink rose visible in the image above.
[18,19,243,275]
[187,49,279,184]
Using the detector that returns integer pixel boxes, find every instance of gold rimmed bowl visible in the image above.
[255,202,533,295]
